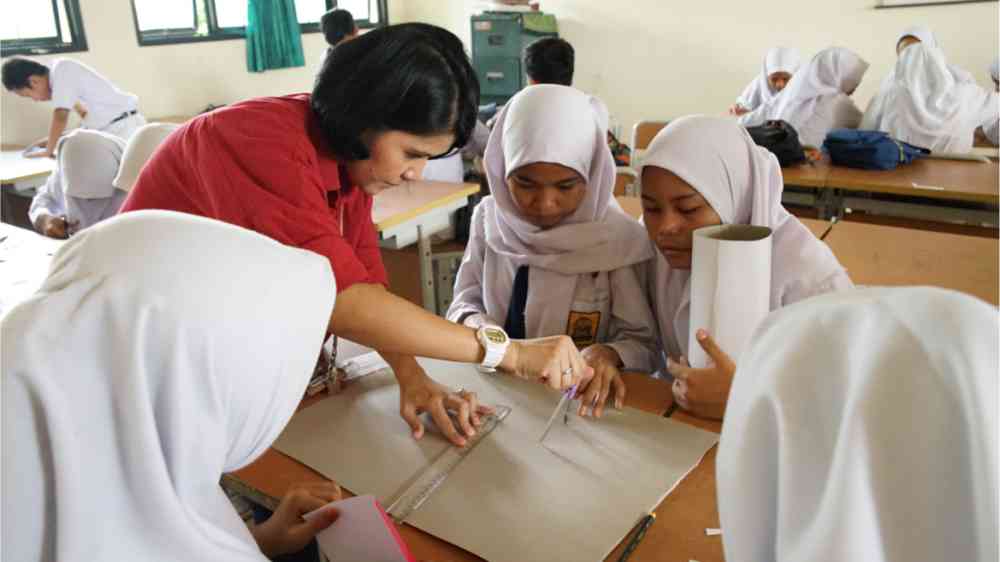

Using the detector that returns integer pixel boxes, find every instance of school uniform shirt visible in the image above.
[862,44,997,153]
[718,287,997,562]
[28,129,128,235]
[49,58,145,140]
[3,210,337,562]
[120,94,388,293]
[446,85,657,370]
[639,116,852,364]
[740,47,869,147]
[735,47,802,112]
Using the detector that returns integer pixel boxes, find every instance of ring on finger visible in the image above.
[454,387,465,396]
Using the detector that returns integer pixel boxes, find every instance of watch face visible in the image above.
[484,328,507,344]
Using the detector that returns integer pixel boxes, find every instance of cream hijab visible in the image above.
[718,287,997,562]
[641,116,848,358]
[2,210,336,562]
[736,47,803,111]
[872,44,997,153]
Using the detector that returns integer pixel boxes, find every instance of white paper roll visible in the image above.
[688,224,772,369]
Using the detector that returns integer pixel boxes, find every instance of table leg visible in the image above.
[418,224,436,314]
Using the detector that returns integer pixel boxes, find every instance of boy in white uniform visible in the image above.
[2,57,146,157]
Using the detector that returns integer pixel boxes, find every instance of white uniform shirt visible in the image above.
[49,59,142,138]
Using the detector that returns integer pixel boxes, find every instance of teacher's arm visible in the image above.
[29,108,70,159]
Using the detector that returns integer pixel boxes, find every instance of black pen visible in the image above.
[617,512,656,562]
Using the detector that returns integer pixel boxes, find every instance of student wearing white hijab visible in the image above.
[862,24,978,132]
[639,116,852,419]
[28,129,129,239]
[729,47,802,116]
[739,47,869,147]
[717,287,997,562]
[3,210,344,562]
[862,44,997,153]
[447,85,657,416]
[112,122,181,191]
[978,58,999,146]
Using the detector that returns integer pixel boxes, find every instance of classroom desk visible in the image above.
[823,220,999,305]
[373,181,479,314]
[1,146,56,228]
[227,372,726,562]
[826,158,999,205]
[0,223,64,313]
[781,161,829,188]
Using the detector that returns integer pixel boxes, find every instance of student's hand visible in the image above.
[666,329,736,420]
[728,104,749,116]
[25,148,53,159]
[576,344,626,417]
[251,481,342,558]
[396,359,495,448]
[37,215,71,239]
[499,336,594,391]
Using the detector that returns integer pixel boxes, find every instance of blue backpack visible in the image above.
[822,129,929,170]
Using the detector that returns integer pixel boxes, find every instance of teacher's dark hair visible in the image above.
[2,57,49,91]
[312,23,480,161]
[321,8,355,46]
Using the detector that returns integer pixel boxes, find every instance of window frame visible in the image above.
[0,0,89,57]
[130,0,388,47]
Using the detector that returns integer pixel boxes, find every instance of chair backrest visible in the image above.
[614,168,638,197]
[113,123,182,191]
[630,120,669,169]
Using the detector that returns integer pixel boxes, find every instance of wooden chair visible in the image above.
[630,120,669,168]
[614,168,638,197]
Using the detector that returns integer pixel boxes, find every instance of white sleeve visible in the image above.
[602,266,659,373]
[445,203,499,327]
[738,104,768,127]
[28,171,65,225]
[49,60,82,110]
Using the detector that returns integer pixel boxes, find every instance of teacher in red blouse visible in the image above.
[121,23,591,447]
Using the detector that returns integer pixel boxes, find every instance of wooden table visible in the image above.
[372,181,479,314]
[228,372,725,562]
[781,161,830,188]
[824,220,999,305]
[1,146,56,228]
[826,158,999,205]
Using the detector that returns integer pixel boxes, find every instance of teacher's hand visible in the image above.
[499,335,593,391]
[666,329,736,420]
[396,359,494,448]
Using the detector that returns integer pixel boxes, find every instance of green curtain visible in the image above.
[245,0,305,73]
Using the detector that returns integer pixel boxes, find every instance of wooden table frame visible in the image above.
[227,372,725,562]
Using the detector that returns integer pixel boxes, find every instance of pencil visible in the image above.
[617,512,656,562]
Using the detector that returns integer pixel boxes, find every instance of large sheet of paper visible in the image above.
[274,358,719,562]
[0,223,64,314]
[689,224,772,369]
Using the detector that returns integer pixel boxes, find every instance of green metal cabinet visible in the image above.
[471,11,558,106]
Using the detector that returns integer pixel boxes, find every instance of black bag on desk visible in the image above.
[746,120,807,167]
[822,129,929,170]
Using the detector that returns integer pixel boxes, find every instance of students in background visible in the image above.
[121,24,591,448]
[318,8,358,66]
[639,116,852,420]
[978,58,999,146]
[28,130,128,239]
[862,44,996,153]
[729,47,802,116]
[3,211,344,562]
[739,47,869,147]
[2,57,145,157]
[717,287,997,562]
[892,25,974,83]
[447,85,656,416]
[524,37,575,86]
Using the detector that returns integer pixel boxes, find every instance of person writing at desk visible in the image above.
[120,23,592,447]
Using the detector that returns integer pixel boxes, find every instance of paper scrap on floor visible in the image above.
[274,358,719,562]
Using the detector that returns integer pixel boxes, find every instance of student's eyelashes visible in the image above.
[679,206,701,215]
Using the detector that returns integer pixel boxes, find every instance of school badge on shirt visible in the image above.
[566,311,601,348]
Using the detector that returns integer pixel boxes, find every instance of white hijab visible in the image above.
[641,116,848,358]
[482,84,651,274]
[741,47,868,139]
[873,44,997,153]
[718,287,997,562]
[113,123,181,191]
[895,25,975,83]
[2,211,336,562]
[736,47,803,111]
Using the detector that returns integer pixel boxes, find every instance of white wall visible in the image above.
[0,0,408,144]
[401,0,999,142]
[3,0,996,145]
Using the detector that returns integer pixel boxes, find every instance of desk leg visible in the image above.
[417,224,436,314]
